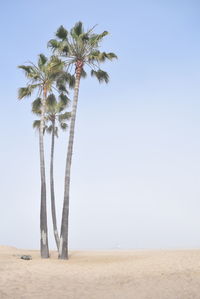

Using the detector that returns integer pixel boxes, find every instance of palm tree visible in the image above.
[32,94,71,250]
[18,54,65,258]
[48,21,117,259]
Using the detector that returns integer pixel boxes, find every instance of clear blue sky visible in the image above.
[1,0,200,250]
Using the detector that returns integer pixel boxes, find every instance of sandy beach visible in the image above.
[0,246,200,299]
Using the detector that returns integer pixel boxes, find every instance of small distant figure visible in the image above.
[20,255,32,260]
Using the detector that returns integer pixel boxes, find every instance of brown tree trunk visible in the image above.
[59,61,83,259]
[40,87,49,258]
[50,119,60,250]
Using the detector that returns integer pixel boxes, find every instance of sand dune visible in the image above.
[0,246,200,298]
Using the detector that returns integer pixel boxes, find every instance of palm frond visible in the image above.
[71,21,83,39]
[58,93,70,112]
[46,93,57,108]
[38,54,48,68]
[59,41,70,55]
[18,65,33,75]
[88,31,109,48]
[56,79,68,93]
[59,72,75,89]
[68,74,75,88]
[91,69,109,83]
[18,65,41,81]
[46,124,59,137]
[56,25,68,40]
[59,122,68,131]
[33,120,41,129]
[18,84,40,99]
[49,55,64,69]
[95,31,109,43]
[106,52,118,60]
[58,112,71,122]
[32,97,42,115]
[47,39,61,52]
[79,32,89,42]
[88,51,117,63]
[46,124,53,134]
[33,119,47,134]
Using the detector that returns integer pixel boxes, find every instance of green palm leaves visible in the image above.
[18,54,65,100]
[32,94,71,136]
[48,21,117,82]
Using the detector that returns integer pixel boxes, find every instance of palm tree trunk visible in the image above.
[40,88,49,258]
[59,62,83,259]
[50,119,60,250]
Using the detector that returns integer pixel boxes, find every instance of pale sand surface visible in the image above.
[0,246,200,299]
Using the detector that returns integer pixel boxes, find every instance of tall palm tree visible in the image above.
[32,94,71,250]
[48,21,117,259]
[18,54,65,258]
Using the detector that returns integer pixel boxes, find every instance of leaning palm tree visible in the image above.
[48,21,117,259]
[32,94,71,250]
[18,54,65,258]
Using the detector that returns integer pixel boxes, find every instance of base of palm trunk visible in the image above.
[40,243,50,258]
[58,254,68,260]
[58,237,68,259]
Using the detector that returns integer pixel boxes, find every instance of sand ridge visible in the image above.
[0,246,200,298]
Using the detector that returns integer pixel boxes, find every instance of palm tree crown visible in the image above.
[32,93,71,136]
[48,21,117,81]
[18,54,66,100]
